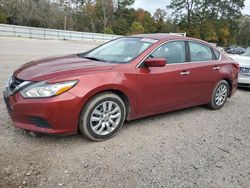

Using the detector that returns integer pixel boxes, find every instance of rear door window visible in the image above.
[189,42,213,62]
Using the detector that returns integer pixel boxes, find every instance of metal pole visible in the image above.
[64,15,67,30]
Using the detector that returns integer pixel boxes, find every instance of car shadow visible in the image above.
[20,129,92,144]
[21,101,233,145]
[237,87,250,92]
[123,105,207,129]
[21,105,206,144]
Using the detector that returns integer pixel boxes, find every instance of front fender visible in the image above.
[68,71,137,120]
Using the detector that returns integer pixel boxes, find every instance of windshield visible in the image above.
[241,48,250,57]
[83,37,158,64]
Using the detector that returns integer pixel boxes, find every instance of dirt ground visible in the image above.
[0,37,250,188]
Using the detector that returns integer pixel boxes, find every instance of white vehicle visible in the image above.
[228,48,250,88]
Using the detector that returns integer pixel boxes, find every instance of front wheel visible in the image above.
[79,92,126,141]
[209,80,229,110]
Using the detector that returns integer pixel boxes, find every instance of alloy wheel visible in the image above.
[90,101,122,136]
[215,84,228,106]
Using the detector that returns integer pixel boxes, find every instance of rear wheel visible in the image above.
[209,80,229,110]
[79,92,126,141]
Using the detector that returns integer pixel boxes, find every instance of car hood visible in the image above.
[14,54,115,81]
[228,54,250,67]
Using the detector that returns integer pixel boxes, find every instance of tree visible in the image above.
[0,11,7,23]
[112,18,130,35]
[112,2,136,35]
[134,9,156,33]
[103,27,114,34]
[0,0,75,29]
[168,0,246,45]
[95,0,114,30]
[237,15,250,47]
[154,9,168,32]
[200,21,218,42]
[0,0,248,48]
[131,21,144,34]
[168,0,199,30]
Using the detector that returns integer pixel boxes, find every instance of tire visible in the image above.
[209,80,229,110]
[79,92,126,141]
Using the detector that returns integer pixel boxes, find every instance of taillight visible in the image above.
[233,62,240,72]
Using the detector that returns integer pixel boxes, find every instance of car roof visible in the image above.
[131,33,205,43]
[131,33,186,40]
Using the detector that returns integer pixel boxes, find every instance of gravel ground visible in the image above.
[0,37,250,188]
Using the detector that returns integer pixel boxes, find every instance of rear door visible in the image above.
[187,41,222,104]
[136,41,190,114]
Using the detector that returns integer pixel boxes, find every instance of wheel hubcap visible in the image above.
[215,85,227,106]
[90,101,122,136]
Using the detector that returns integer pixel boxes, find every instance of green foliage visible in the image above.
[0,0,248,46]
[154,9,168,32]
[131,21,144,34]
[169,0,246,46]
[0,11,7,23]
[103,27,114,34]
[0,0,75,29]
[134,9,156,33]
[237,15,250,47]
[216,21,230,46]
[113,18,130,35]
[200,21,218,42]
[113,6,136,35]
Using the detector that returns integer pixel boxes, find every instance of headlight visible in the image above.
[20,80,78,98]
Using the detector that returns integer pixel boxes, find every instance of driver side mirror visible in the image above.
[145,58,166,67]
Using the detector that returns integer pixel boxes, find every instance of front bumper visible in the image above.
[238,74,250,88]
[3,90,82,135]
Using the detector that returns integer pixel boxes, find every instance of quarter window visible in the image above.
[151,41,186,64]
[189,42,213,62]
[213,49,221,60]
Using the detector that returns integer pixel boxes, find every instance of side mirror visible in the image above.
[145,58,166,67]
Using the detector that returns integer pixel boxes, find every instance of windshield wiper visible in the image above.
[84,56,107,62]
[109,61,127,64]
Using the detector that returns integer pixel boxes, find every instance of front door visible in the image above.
[136,41,190,115]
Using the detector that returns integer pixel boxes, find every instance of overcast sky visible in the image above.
[132,0,250,15]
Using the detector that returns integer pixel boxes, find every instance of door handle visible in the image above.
[213,66,220,70]
[180,71,190,75]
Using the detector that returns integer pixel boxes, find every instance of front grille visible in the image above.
[9,77,25,91]
[30,117,51,129]
[240,67,250,75]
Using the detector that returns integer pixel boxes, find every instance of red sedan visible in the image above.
[3,34,239,141]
